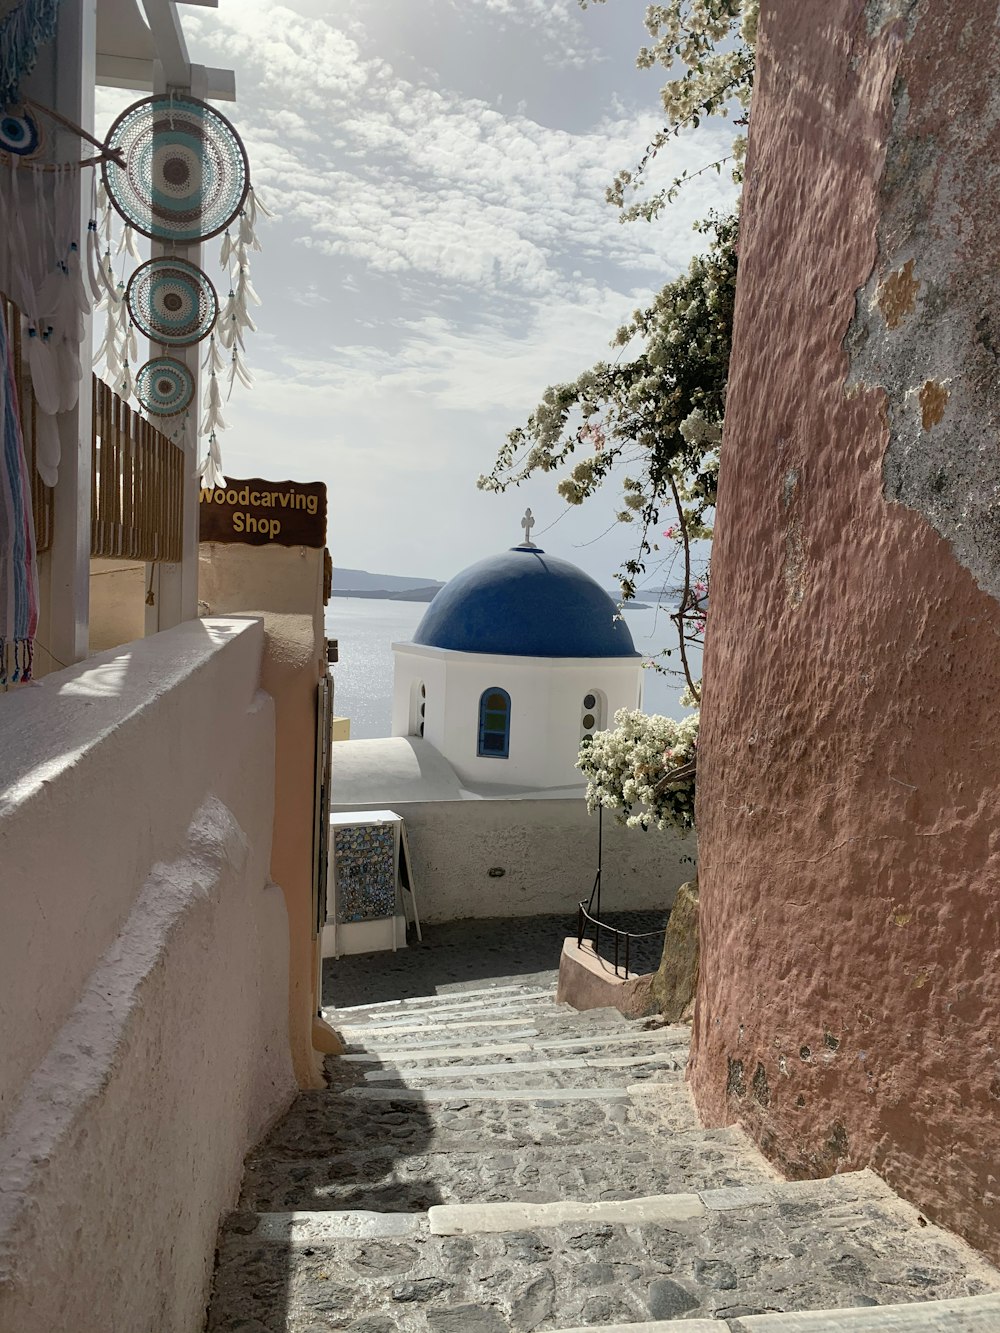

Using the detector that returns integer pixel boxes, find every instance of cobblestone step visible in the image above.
[344,1027,689,1063]
[238,1126,771,1214]
[357,1051,684,1084]
[208,1173,1000,1332]
[335,1064,684,1092]
[208,978,1000,1332]
[241,1082,705,1166]
[339,1010,636,1045]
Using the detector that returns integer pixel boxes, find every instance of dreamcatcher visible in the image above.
[102,93,249,244]
[135,356,195,417]
[94,91,264,488]
[126,258,218,347]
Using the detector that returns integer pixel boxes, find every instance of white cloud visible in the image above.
[180,2,736,303]
[96,0,740,581]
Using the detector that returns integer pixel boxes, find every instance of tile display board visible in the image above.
[333,822,396,923]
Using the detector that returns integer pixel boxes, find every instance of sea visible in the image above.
[324,596,701,739]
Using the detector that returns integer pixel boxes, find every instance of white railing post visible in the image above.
[25,0,96,671]
[144,60,207,633]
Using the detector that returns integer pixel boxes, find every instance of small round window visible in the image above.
[410,681,426,737]
[580,690,605,741]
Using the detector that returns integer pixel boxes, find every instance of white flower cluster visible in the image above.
[578,705,699,832]
[679,408,723,447]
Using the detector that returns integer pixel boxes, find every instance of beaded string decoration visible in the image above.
[200,185,268,486]
[0,0,62,110]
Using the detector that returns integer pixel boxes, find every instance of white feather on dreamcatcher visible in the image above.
[91,177,269,491]
[198,184,269,488]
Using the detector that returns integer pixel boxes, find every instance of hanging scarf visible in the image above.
[0,303,39,684]
[0,0,62,109]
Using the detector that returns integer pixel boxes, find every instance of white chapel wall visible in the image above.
[393,643,643,790]
[332,791,696,922]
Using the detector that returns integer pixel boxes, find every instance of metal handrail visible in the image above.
[576,900,669,980]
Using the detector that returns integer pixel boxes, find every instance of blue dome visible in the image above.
[413,546,640,658]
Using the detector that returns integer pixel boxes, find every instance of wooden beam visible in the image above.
[96,52,235,99]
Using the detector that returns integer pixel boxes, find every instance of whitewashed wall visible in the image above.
[0,619,295,1333]
[332,792,696,923]
[392,642,643,790]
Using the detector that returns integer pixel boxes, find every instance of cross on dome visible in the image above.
[520,508,536,547]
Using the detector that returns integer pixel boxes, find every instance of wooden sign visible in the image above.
[199,477,327,547]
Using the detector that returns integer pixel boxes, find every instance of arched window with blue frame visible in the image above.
[478,687,511,758]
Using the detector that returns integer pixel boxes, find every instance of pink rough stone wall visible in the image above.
[690,0,1000,1260]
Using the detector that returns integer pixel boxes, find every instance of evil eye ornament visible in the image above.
[0,110,41,158]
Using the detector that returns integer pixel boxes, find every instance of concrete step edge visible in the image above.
[359,1052,684,1081]
[343,1085,641,1103]
[731,1295,1000,1330]
[329,997,558,1027]
[325,984,556,1015]
[550,1298,1000,1332]
[338,1016,557,1037]
[343,1027,691,1062]
[228,1172,894,1246]
[427,1170,896,1234]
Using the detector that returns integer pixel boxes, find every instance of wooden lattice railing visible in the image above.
[3,294,53,553]
[4,296,185,564]
[91,375,184,563]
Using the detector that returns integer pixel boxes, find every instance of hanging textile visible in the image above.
[0,0,63,109]
[0,302,39,684]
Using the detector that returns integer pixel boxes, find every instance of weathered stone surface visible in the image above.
[510,1270,555,1330]
[209,1178,1000,1330]
[425,1304,507,1332]
[647,1275,701,1318]
[690,0,1000,1264]
[390,1277,453,1302]
[649,879,699,1022]
[206,973,1000,1333]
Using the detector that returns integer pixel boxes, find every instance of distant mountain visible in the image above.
[333,566,444,594]
[329,585,441,603]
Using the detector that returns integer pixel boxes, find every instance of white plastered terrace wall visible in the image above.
[392,642,643,790]
[332,738,694,924]
[0,618,296,1333]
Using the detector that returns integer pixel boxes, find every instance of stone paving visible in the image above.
[322,913,669,1008]
[206,961,1000,1332]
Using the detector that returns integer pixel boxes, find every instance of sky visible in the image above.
[99,0,738,587]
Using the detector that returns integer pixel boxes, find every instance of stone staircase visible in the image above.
[206,980,1000,1332]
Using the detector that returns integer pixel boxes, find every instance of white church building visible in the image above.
[330,516,695,924]
[391,519,643,791]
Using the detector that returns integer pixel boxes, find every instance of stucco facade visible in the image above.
[392,642,642,790]
[691,0,1000,1261]
[331,737,695,922]
[200,541,334,1086]
[0,619,295,1330]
